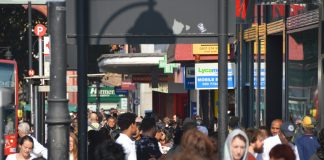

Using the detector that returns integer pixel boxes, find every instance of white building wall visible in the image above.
[138,83,153,117]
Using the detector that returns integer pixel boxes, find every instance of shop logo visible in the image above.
[197,68,217,74]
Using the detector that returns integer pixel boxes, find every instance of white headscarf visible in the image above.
[224,129,249,160]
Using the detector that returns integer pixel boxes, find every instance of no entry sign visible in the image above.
[34,24,47,37]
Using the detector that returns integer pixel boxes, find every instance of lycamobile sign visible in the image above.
[197,68,217,74]
[195,63,235,90]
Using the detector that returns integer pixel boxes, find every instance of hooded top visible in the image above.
[224,129,249,160]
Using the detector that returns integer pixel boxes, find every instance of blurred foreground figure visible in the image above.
[269,144,296,160]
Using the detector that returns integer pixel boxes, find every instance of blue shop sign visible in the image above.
[114,87,129,95]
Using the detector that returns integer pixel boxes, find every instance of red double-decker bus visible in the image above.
[0,59,18,156]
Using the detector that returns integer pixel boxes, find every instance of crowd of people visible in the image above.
[70,110,218,160]
[5,108,324,160]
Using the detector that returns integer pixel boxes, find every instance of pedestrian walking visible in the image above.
[295,116,320,160]
[6,136,35,160]
[69,132,78,160]
[170,128,217,160]
[224,129,249,160]
[116,112,138,160]
[245,128,266,160]
[310,128,324,160]
[270,119,283,136]
[18,122,48,159]
[88,113,100,131]
[100,115,120,140]
[94,139,125,160]
[136,117,162,160]
[269,144,296,160]
[262,121,300,160]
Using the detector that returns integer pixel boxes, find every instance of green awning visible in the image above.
[24,104,77,112]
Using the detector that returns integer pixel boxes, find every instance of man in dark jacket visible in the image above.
[100,115,120,140]
[136,117,162,160]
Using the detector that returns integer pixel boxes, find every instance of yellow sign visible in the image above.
[254,39,266,54]
[192,44,230,55]
[18,109,23,118]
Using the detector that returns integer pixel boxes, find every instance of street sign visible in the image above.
[184,67,195,90]
[43,36,50,56]
[28,69,35,76]
[114,87,129,95]
[192,44,231,55]
[133,98,140,105]
[34,24,47,37]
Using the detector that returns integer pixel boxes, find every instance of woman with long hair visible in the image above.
[69,132,78,160]
[6,136,34,160]
[174,128,217,160]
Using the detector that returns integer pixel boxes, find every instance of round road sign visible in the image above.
[34,24,47,37]
[134,99,140,105]
[28,69,35,76]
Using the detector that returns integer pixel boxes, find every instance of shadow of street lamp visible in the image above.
[0,47,13,60]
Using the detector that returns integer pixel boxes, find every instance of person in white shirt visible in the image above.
[6,136,36,160]
[18,122,48,159]
[262,121,300,160]
[116,112,138,160]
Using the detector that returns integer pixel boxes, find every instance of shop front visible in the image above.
[241,3,321,127]
[87,86,128,113]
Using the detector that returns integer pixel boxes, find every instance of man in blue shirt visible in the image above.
[295,116,320,160]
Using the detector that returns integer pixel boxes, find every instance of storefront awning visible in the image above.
[98,53,166,74]
[24,104,77,112]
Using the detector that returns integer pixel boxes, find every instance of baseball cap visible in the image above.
[302,116,315,128]
[280,122,295,138]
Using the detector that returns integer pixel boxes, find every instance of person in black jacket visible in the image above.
[136,117,162,160]
[100,115,120,140]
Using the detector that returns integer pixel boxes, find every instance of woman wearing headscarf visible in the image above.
[224,129,249,160]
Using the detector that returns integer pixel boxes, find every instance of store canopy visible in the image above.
[24,104,77,112]
[98,53,166,74]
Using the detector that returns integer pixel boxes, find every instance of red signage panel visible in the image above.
[132,75,173,83]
